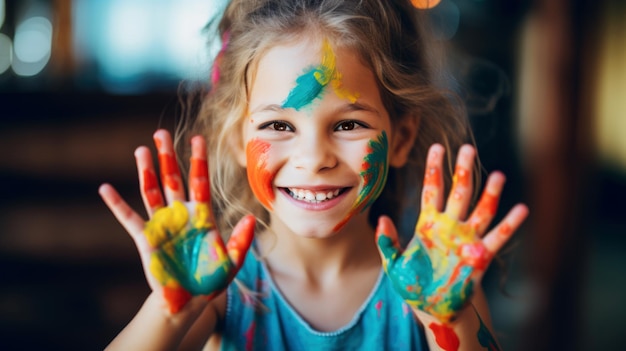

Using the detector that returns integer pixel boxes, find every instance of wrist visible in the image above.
[148,290,210,326]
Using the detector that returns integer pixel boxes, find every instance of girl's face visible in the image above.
[237,37,412,238]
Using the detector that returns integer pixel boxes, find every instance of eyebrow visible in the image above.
[249,102,381,117]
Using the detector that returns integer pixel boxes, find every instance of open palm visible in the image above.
[376,144,527,323]
[100,130,254,313]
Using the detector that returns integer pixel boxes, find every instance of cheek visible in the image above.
[356,131,389,207]
[246,139,276,210]
[333,131,389,232]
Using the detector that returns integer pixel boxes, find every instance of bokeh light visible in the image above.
[411,0,442,9]
[0,33,11,74]
[72,0,223,93]
[0,0,5,29]
[12,16,52,76]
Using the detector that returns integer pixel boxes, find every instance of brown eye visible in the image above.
[273,121,289,131]
[337,121,355,131]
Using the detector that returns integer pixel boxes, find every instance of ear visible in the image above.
[388,114,419,168]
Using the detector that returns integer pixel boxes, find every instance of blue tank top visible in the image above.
[220,249,428,350]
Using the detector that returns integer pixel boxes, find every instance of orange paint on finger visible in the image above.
[497,223,512,237]
[142,169,163,208]
[452,166,470,187]
[476,192,499,217]
[429,323,460,351]
[158,152,181,191]
[190,157,210,202]
[424,166,442,187]
[246,139,275,210]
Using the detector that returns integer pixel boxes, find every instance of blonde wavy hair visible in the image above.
[178,0,473,240]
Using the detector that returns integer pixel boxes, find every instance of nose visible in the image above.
[291,130,338,173]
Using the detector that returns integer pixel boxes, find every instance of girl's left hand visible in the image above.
[375,144,528,323]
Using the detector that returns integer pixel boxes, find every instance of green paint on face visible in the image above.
[333,131,389,232]
[357,131,389,211]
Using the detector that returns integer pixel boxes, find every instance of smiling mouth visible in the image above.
[284,187,348,203]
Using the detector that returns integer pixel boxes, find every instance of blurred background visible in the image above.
[1,0,625,350]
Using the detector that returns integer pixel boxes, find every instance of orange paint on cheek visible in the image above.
[246,139,275,210]
[190,157,210,202]
[428,323,460,351]
[142,169,163,208]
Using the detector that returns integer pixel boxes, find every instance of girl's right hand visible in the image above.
[99,129,255,314]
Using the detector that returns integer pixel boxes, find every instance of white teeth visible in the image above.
[287,187,342,203]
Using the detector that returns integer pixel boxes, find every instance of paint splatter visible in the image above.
[144,201,237,313]
[244,321,256,351]
[190,157,210,203]
[142,168,163,208]
[154,138,181,192]
[246,139,275,210]
[282,39,358,111]
[334,131,388,231]
[377,198,493,323]
[428,322,460,351]
[375,300,383,318]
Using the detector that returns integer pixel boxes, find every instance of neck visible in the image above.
[257,213,381,283]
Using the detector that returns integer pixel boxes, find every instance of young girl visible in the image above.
[99,0,528,350]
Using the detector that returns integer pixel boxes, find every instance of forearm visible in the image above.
[106,292,210,351]
[414,288,501,351]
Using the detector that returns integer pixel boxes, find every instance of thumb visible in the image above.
[226,215,255,268]
[375,215,401,269]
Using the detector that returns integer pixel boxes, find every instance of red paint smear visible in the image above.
[475,192,499,217]
[246,140,275,210]
[424,167,442,187]
[459,243,491,270]
[158,153,181,191]
[375,300,383,318]
[498,223,512,237]
[190,157,210,202]
[142,169,163,208]
[453,166,470,187]
[245,321,256,351]
[447,263,463,287]
[163,285,192,314]
[429,322,460,351]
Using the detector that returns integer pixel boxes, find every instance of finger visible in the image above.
[226,215,256,268]
[135,146,165,215]
[445,144,475,220]
[98,183,147,240]
[482,204,529,254]
[466,171,505,236]
[153,129,186,203]
[375,216,402,269]
[189,135,210,203]
[421,144,445,211]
